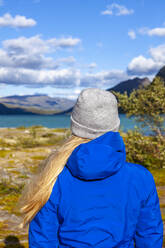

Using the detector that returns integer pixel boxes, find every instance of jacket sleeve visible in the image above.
[134,173,164,248]
[28,177,61,248]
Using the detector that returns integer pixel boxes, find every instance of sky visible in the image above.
[0,0,165,99]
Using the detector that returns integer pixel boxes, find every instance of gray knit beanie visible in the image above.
[70,88,120,139]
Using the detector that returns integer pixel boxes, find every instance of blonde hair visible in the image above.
[18,133,92,227]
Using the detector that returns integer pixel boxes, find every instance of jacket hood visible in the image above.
[66,131,126,181]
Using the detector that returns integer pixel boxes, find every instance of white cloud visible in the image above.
[55,56,76,66]
[127,43,165,75]
[48,37,81,49]
[149,44,165,62]
[3,35,80,55]
[128,30,136,40]
[0,35,80,70]
[139,26,165,37]
[0,66,129,89]
[0,13,36,28]
[0,67,81,87]
[88,62,97,69]
[101,4,134,16]
[0,36,135,89]
[148,28,165,36]
[0,35,82,88]
[0,48,57,69]
[127,55,160,75]
[3,35,49,54]
[0,36,80,91]
[0,44,129,89]
[80,70,129,87]
[0,36,54,69]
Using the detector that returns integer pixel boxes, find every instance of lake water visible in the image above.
[0,114,152,134]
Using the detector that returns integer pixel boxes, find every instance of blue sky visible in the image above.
[0,0,165,99]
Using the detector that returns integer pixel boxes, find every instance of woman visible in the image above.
[19,88,163,247]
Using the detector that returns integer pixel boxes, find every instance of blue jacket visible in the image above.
[29,131,164,247]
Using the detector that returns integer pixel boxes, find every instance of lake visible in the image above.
[0,114,152,134]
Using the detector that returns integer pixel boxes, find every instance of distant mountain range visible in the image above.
[0,94,75,115]
[108,77,150,95]
[156,65,165,81]
[0,66,164,115]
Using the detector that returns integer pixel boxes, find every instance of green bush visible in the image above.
[121,129,165,169]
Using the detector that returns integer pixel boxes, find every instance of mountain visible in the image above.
[54,106,74,115]
[0,94,75,111]
[0,94,75,115]
[108,77,151,95]
[155,66,165,81]
[0,102,41,115]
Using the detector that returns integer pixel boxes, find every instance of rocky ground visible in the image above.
[0,126,70,247]
[0,126,164,247]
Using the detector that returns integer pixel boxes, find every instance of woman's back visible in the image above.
[29,131,163,247]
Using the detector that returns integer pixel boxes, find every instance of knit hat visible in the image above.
[70,88,120,139]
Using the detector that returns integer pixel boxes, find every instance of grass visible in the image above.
[16,137,41,148]
[31,155,47,160]
[14,134,66,148]
[8,170,22,175]
[41,132,55,137]
[0,181,24,195]
[0,127,70,149]
[0,221,8,230]
[0,150,10,158]
[46,135,66,145]
[157,188,165,198]
[0,180,24,216]
[16,125,43,130]
[18,174,29,179]
[52,128,69,132]
[16,125,26,130]
[28,165,38,173]
[149,168,165,186]
[0,194,20,215]
[29,125,43,129]
[8,160,15,165]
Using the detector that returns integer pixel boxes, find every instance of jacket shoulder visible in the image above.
[125,162,156,198]
[125,161,153,177]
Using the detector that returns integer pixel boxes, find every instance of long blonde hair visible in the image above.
[18,133,92,227]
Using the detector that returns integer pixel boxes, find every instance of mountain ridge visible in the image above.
[107,77,151,95]
[0,94,75,115]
